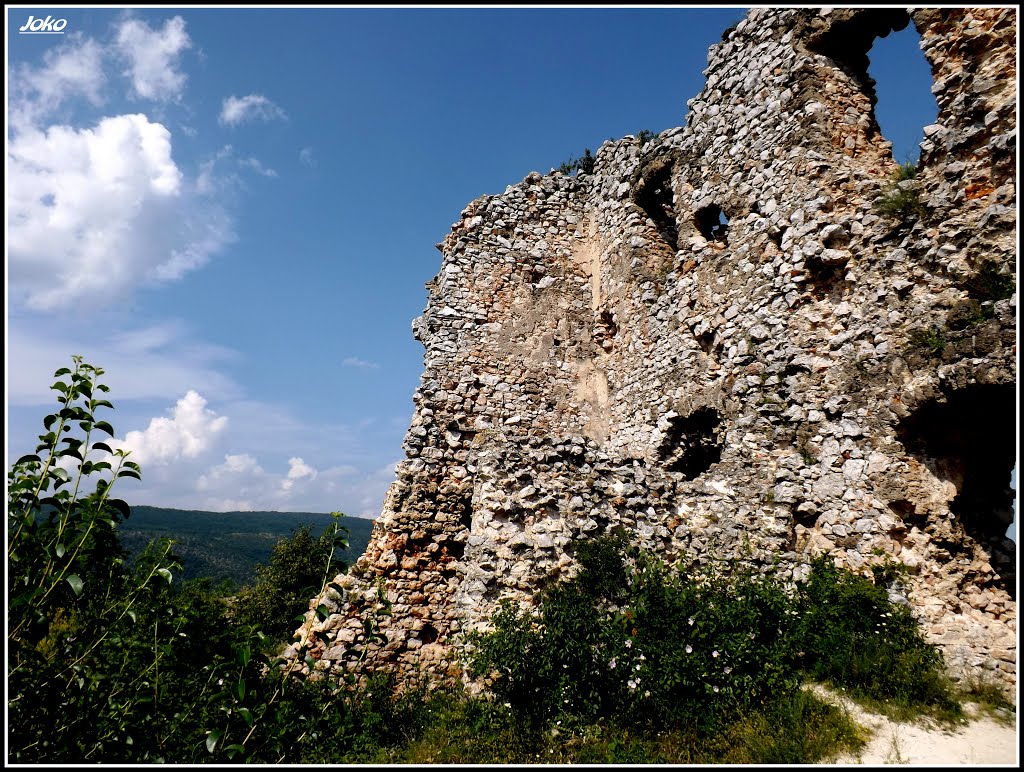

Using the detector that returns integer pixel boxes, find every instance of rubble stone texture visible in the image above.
[286,7,1017,696]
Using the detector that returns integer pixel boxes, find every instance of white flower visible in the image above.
[688,617,695,626]
[625,639,633,649]
[627,678,638,690]
[713,685,720,693]
[636,664,642,671]
[685,645,693,654]
[609,657,618,669]
[638,653,646,661]
[712,650,720,658]
[724,666,732,675]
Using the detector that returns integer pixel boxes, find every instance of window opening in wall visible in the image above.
[866,21,939,165]
[634,161,678,250]
[695,204,729,244]
[657,408,724,479]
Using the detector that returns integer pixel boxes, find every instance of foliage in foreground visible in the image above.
[467,532,964,740]
[8,357,976,764]
[232,521,348,640]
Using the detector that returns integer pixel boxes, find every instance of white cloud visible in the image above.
[299,146,316,167]
[281,457,317,492]
[115,16,191,101]
[342,357,380,370]
[219,94,286,126]
[7,114,234,312]
[9,34,106,130]
[239,157,278,177]
[115,390,228,466]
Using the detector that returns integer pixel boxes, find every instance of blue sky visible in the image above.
[5,6,1013,536]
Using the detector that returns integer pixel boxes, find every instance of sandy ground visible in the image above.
[809,685,1019,766]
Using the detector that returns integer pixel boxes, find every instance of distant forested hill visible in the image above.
[119,506,375,588]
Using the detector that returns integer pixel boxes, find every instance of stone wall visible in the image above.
[286,7,1017,695]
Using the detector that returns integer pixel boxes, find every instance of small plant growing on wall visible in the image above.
[907,326,947,356]
[874,162,927,222]
[557,148,596,176]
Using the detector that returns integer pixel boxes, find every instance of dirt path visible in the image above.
[810,686,1019,765]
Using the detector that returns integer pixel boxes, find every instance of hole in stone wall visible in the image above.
[594,308,618,352]
[806,9,911,104]
[695,204,729,244]
[418,623,438,644]
[866,20,939,165]
[657,407,724,479]
[888,499,928,531]
[805,253,852,301]
[634,161,678,250]
[896,384,1016,595]
[806,9,938,165]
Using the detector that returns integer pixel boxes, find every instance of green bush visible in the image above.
[232,519,349,641]
[468,536,958,742]
[6,357,361,763]
[557,147,596,176]
[789,556,958,714]
[468,535,800,736]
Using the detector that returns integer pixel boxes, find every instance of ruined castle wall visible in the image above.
[288,8,1017,694]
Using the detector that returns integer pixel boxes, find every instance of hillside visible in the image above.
[119,505,375,588]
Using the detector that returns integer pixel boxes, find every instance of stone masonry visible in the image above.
[286,8,1017,695]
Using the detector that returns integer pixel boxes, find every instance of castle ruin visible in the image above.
[286,7,1017,695]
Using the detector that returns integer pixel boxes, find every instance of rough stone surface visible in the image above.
[285,8,1017,697]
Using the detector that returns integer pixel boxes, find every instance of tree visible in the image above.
[232,520,349,642]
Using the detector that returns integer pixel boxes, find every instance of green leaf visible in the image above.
[56,543,66,558]
[54,367,72,377]
[128,609,137,624]
[206,729,222,754]
[66,574,84,596]
[52,382,69,394]
[118,469,142,480]
[106,498,131,520]
[94,420,115,436]
[156,568,173,584]
[15,454,41,466]
[224,744,247,759]
[93,441,114,454]
[236,643,251,667]
[235,677,247,701]
[237,707,254,727]
[315,603,330,621]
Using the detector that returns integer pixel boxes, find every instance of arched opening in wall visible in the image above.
[896,383,1016,597]
[866,20,939,165]
[657,407,724,479]
[695,204,729,245]
[802,7,925,156]
[633,160,678,250]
